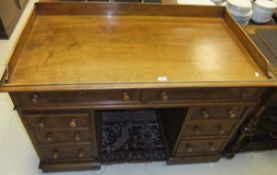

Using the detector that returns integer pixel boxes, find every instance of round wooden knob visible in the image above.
[46,132,53,142]
[202,109,209,119]
[122,92,130,102]
[193,125,201,135]
[161,91,168,102]
[74,132,81,142]
[186,145,193,153]
[38,119,45,128]
[209,143,216,152]
[229,110,237,119]
[69,118,77,128]
[52,149,59,159]
[217,125,225,134]
[31,94,39,104]
[77,149,84,158]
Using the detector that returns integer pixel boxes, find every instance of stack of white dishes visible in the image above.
[222,0,254,6]
[226,0,253,25]
[210,0,222,5]
[252,0,277,24]
[221,1,227,6]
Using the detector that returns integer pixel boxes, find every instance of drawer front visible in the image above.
[14,90,141,107]
[25,112,91,129]
[41,144,95,161]
[268,90,277,104]
[176,139,225,156]
[182,120,237,138]
[34,129,93,144]
[188,106,247,120]
[144,88,258,103]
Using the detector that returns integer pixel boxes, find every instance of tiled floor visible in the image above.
[0,1,277,175]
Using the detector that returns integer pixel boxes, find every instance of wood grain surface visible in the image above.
[0,2,275,92]
[5,16,269,85]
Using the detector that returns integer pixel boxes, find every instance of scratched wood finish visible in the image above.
[0,12,271,90]
[0,2,274,92]
[10,16,265,83]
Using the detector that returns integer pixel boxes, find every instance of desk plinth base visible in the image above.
[39,161,101,172]
[167,155,221,164]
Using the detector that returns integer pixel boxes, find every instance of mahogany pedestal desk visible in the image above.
[1,1,277,172]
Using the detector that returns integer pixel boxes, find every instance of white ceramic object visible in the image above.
[210,0,222,5]
[230,10,253,25]
[221,2,227,6]
[252,0,277,23]
[226,0,253,25]
[226,0,252,15]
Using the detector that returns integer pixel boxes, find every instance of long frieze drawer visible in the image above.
[24,112,91,129]
[41,144,95,161]
[175,139,225,156]
[187,106,247,120]
[11,90,141,107]
[34,129,93,144]
[182,120,238,138]
[143,88,259,103]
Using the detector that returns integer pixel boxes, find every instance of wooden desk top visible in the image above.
[245,25,277,35]
[0,2,275,91]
